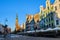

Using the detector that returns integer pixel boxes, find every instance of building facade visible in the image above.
[25,0,60,31]
[26,16,35,31]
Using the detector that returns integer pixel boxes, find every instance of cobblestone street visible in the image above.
[0,34,60,40]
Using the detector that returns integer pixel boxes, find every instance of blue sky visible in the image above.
[0,0,54,31]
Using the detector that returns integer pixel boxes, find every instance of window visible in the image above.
[49,24,50,27]
[55,6,57,10]
[41,11,42,13]
[56,20,59,25]
[59,4,60,8]
[49,17,50,22]
[46,19,48,22]
[59,0,60,1]
[51,16,53,20]
[47,25,48,28]
[48,7,49,10]
[37,20,39,22]
[44,20,45,23]
[51,6,53,9]
[52,23,53,27]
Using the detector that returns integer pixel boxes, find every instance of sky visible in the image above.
[0,0,55,31]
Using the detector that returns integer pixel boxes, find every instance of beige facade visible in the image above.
[26,14,33,23]
[53,0,60,18]
[25,0,60,29]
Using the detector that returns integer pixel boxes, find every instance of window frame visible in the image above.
[55,6,57,10]
[56,20,59,25]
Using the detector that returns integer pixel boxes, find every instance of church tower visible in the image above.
[15,13,20,32]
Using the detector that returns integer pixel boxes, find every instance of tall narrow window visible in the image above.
[51,6,53,9]
[49,17,50,22]
[59,4,60,8]
[41,10,42,14]
[52,23,53,27]
[48,7,49,10]
[55,6,57,10]
[56,20,59,25]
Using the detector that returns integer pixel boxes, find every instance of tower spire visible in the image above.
[15,13,20,32]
